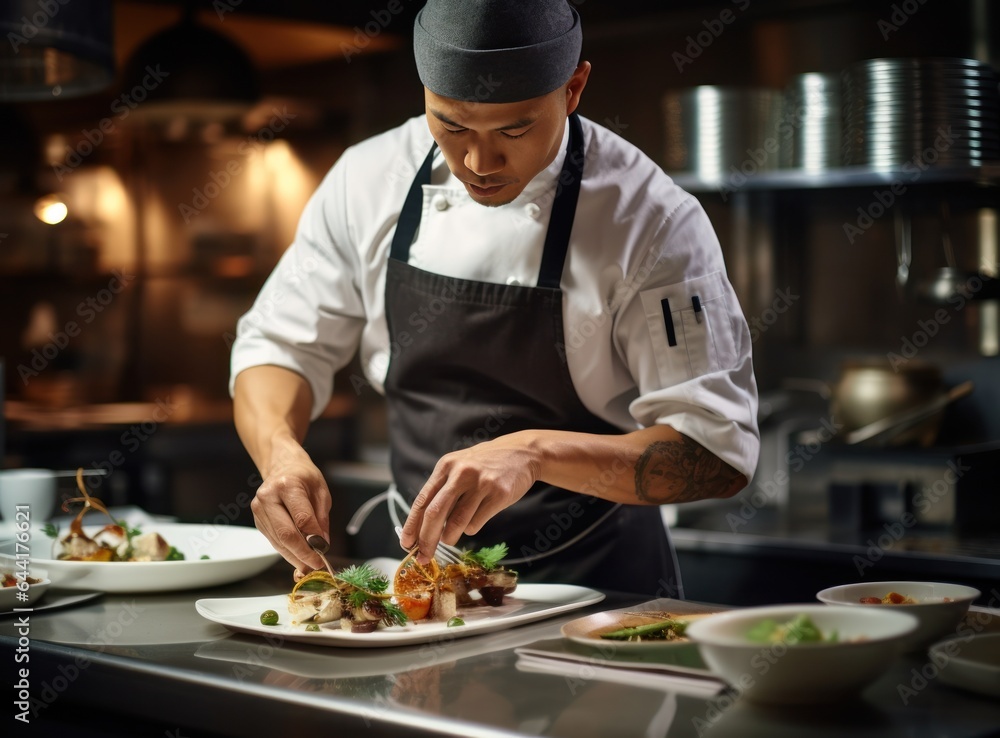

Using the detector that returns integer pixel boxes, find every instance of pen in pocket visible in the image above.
[660,298,677,347]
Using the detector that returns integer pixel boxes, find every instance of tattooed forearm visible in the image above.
[634,436,742,503]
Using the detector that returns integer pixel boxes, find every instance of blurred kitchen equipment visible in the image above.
[119,8,259,123]
[0,0,114,101]
[830,360,945,446]
[844,380,974,446]
[663,86,783,179]
[842,58,1000,168]
[791,360,955,448]
[918,202,1000,303]
[780,72,841,171]
[895,205,912,292]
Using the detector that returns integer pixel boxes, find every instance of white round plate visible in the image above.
[0,523,281,593]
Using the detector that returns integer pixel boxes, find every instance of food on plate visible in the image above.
[286,542,517,633]
[43,469,185,562]
[394,542,518,622]
[600,616,691,642]
[441,543,518,607]
[2,572,42,587]
[746,614,841,644]
[259,609,279,626]
[288,563,406,633]
[859,591,946,605]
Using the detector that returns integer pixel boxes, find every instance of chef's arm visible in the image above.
[233,365,330,572]
[233,365,313,472]
[530,424,747,504]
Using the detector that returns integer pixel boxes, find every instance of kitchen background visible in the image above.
[1,1,997,584]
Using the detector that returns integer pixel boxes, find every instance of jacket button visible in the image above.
[432,195,449,211]
[525,203,541,219]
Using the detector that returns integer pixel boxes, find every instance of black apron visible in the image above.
[382,114,683,597]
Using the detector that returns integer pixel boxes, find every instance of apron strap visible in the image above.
[537,112,584,290]
[390,144,438,262]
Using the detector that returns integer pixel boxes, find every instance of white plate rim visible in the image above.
[196,583,604,648]
[0,523,281,593]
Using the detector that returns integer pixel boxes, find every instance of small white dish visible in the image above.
[0,575,51,611]
[816,581,980,650]
[686,603,917,705]
[929,633,1000,699]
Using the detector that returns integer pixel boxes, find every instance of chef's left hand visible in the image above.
[399,431,540,561]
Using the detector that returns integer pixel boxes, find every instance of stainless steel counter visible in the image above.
[3,562,999,738]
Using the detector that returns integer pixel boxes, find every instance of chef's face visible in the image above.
[424,62,591,207]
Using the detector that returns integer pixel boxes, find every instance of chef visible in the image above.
[230,0,759,596]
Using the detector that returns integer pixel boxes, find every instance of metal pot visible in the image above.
[830,360,945,446]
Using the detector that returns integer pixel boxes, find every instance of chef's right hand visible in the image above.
[250,444,331,575]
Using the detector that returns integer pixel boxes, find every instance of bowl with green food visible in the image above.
[685,604,918,704]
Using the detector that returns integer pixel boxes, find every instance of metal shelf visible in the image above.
[669,162,1000,193]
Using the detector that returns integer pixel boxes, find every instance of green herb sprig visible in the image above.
[461,543,508,572]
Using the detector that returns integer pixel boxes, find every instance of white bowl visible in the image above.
[1,575,51,610]
[686,604,917,705]
[816,581,980,650]
[929,633,1000,699]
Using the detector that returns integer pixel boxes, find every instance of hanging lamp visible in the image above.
[0,0,114,101]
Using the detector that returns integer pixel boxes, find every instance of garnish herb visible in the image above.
[260,610,279,626]
[461,543,508,572]
[166,547,185,561]
[42,523,59,539]
[447,616,465,627]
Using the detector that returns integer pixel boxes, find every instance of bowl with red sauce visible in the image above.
[816,581,980,651]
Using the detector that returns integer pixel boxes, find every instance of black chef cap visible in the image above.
[413,0,583,103]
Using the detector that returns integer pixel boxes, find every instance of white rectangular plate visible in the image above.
[196,584,604,648]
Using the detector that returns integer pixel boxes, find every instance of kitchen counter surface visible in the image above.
[3,560,999,738]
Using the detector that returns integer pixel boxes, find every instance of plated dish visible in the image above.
[816,581,980,650]
[196,583,604,648]
[685,604,918,705]
[0,523,281,593]
[929,633,1000,699]
[561,604,721,652]
[0,572,50,609]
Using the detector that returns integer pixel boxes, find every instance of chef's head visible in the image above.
[413,0,590,206]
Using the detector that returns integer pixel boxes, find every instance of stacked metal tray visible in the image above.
[841,57,1000,168]
[781,72,842,171]
[662,86,784,180]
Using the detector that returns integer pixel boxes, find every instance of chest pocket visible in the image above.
[639,271,739,383]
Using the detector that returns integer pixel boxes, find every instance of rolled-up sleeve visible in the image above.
[229,157,365,420]
[621,198,759,481]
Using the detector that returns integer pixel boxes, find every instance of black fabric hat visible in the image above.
[413,0,582,103]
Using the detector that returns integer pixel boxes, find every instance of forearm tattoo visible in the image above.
[634,436,738,503]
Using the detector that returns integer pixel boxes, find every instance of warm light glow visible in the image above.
[34,194,68,224]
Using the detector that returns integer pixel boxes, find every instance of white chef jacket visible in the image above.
[230,114,760,480]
